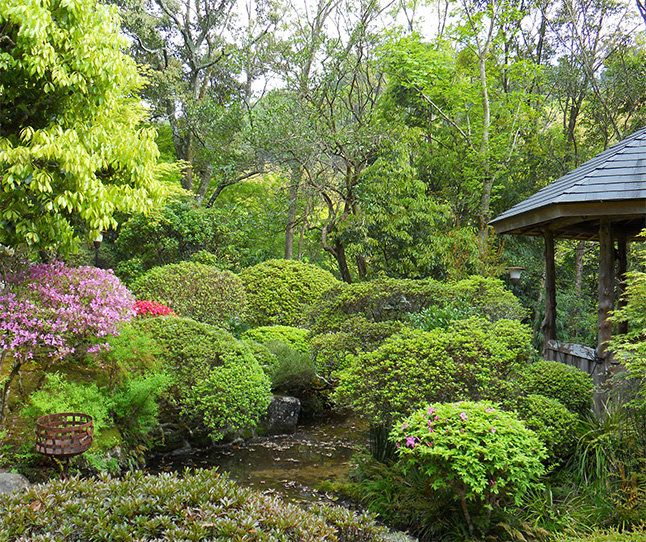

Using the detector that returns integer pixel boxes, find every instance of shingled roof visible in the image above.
[490,127,646,241]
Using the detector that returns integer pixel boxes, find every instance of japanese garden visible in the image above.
[1,0,646,540]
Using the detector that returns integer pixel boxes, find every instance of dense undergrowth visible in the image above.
[1,252,646,541]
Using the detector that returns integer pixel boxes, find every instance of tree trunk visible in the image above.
[285,167,301,259]
[329,238,352,283]
[574,240,585,293]
[0,358,22,425]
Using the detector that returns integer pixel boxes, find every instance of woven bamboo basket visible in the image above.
[35,413,94,458]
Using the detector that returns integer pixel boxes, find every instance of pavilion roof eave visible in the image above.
[490,200,646,241]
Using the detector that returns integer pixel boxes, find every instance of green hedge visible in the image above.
[333,317,533,423]
[241,325,310,354]
[240,259,340,327]
[515,394,579,463]
[134,317,271,440]
[518,360,594,416]
[132,261,246,329]
[0,470,394,541]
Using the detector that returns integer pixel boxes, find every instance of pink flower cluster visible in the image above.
[133,300,176,317]
[0,262,135,361]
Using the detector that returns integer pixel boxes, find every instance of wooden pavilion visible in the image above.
[490,127,646,381]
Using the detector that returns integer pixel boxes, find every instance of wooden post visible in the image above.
[617,236,628,336]
[597,219,614,365]
[542,230,557,358]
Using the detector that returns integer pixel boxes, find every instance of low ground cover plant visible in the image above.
[0,469,394,541]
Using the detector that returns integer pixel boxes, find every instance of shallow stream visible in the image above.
[148,414,368,507]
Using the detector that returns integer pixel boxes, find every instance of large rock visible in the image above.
[0,473,30,495]
[261,396,301,435]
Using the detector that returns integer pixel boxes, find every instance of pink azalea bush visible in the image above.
[390,401,546,537]
[133,300,176,317]
[0,262,135,421]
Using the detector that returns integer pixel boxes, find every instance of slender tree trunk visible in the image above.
[285,167,301,259]
[326,238,352,283]
[0,358,22,425]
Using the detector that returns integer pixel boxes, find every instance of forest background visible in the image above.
[5,0,646,337]
[103,0,646,345]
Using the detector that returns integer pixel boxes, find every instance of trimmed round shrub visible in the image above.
[516,394,579,463]
[241,325,310,354]
[333,318,533,424]
[240,259,339,327]
[448,276,528,322]
[240,338,279,377]
[0,470,393,541]
[519,360,594,416]
[131,261,246,328]
[310,277,444,335]
[390,401,546,537]
[134,317,271,440]
[310,317,407,375]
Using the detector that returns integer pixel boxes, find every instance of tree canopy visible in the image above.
[0,0,175,254]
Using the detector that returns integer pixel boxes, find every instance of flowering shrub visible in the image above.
[390,401,546,537]
[133,299,176,317]
[0,262,134,422]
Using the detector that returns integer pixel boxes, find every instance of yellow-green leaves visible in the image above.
[0,0,175,253]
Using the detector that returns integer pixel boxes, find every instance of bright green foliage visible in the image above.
[333,318,533,423]
[518,360,594,416]
[310,317,407,375]
[555,529,646,542]
[114,199,247,283]
[390,402,546,536]
[610,241,646,395]
[311,276,524,337]
[310,277,444,334]
[27,373,112,443]
[0,0,174,253]
[241,326,310,354]
[448,276,528,321]
[134,317,271,440]
[240,259,339,327]
[0,470,393,541]
[515,394,579,464]
[240,339,279,378]
[132,261,246,329]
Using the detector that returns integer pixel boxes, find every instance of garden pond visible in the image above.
[147,413,367,507]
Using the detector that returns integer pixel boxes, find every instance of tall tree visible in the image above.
[116,0,277,202]
[0,0,172,254]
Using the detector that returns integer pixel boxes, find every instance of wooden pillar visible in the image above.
[597,219,614,365]
[542,230,557,358]
[617,236,628,336]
